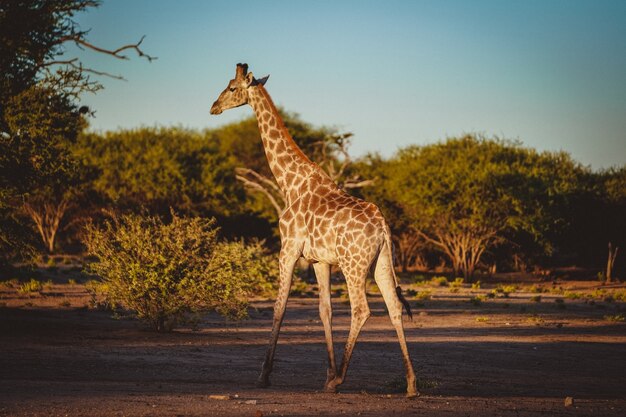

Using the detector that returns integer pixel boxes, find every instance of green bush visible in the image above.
[18,279,42,294]
[430,276,449,287]
[83,212,277,331]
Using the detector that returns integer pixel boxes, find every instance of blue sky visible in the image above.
[70,0,626,169]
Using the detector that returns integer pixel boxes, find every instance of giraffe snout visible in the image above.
[210,102,222,115]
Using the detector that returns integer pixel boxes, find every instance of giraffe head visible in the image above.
[210,63,269,115]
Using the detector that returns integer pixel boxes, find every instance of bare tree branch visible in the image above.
[235,174,284,216]
[235,167,283,196]
[66,35,157,62]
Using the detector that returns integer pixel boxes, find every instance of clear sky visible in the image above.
[70,0,626,169]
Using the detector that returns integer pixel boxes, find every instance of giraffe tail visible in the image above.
[383,224,413,321]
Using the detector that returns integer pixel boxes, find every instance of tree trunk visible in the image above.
[23,197,70,254]
[606,242,619,283]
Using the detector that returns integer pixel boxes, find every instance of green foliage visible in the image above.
[381,135,591,277]
[496,285,517,297]
[83,212,277,331]
[414,289,432,300]
[451,277,464,288]
[430,276,449,287]
[603,314,624,322]
[18,279,42,294]
[75,128,244,217]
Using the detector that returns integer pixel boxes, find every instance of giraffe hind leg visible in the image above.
[374,242,418,397]
[312,263,338,390]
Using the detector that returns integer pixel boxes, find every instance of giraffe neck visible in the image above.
[248,85,319,204]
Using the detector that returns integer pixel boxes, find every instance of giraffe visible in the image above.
[210,63,418,397]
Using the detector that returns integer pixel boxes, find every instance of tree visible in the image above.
[74,127,246,218]
[386,135,588,280]
[0,0,153,256]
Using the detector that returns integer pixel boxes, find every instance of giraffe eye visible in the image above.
[229,87,236,92]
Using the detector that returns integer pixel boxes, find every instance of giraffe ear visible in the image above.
[248,74,269,87]
[245,72,255,86]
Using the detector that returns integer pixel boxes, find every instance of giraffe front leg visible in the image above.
[257,246,299,388]
[312,263,337,391]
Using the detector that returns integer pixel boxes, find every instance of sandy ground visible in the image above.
[1,277,626,416]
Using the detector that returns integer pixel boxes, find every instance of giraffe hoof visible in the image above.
[405,390,420,398]
[324,377,340,393]
[324,384,338,393]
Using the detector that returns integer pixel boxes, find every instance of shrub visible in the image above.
[18,279,42,294]
[496,285,517,297]
[431,276,449,287]
[603,314,624,322]
[83,212,277,331]
[415,289,432,300]
[451,277,464,288]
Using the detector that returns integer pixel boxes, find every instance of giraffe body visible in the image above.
[210,64,417,397]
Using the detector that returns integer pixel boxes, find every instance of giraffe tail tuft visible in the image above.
[396,286,413,321]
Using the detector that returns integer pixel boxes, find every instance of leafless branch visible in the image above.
[69,35,157,62]
[235,174,284,216]
[235,167,283,196]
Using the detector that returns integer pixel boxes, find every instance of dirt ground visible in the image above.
[1,273,626,416]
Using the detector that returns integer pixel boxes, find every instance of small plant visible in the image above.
[564,291,584,300]
[496,285,517,298]
[83,212,277,331]
[451,277,464,288]
[604,314,625,322]
[527,315,544,325]
[43,279,53,289]
[527,284,544,293]
[530,295,542,303]
[449,287,460,293]
[67,278,77,286]
[475,316,489,322]
[415,289,432,301]
[471,281,481,290]
[591,289,607,300]
[613,290,626,302]
[1,278,19,288]
[430,276,449,287]
[18,279,42,294]
[46,257,56,268]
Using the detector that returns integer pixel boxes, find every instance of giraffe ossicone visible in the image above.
[210,63,418,397]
